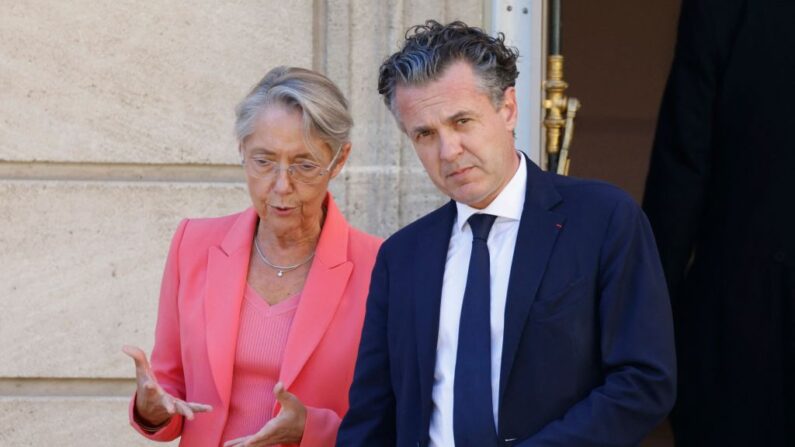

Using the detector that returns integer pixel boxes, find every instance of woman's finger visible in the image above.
[247,419,280,445]
[185,402,213,413]
[174,400,195,420]
[273,382,301,410]
[123,345,160,395]
[240,435,267,447]
[161,395,177,415]
[122,345,152,375]
[222,436,248,447]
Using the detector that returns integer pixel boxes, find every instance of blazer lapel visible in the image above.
[280,195,353,390]
[205,208,258,406]
[415,201,457,438]
[499,160,565,402]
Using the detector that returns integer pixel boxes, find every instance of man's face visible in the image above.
[394,60,519,209]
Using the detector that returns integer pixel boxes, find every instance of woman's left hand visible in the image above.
[223,382,307,447]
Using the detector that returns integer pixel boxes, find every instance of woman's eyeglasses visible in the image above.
[242,146,342,184]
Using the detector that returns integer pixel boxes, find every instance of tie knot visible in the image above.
[468,214,497,242]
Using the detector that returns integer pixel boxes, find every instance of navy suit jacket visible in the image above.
[338,160,676,447]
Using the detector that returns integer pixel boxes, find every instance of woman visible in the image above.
[123,66,382,447]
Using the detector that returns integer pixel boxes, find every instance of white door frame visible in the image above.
[486,0,546,165]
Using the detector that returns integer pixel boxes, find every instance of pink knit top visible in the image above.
[220,284,301,444]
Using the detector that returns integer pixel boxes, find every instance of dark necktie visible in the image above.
[453,213,499,447]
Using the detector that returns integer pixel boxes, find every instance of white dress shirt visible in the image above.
[428,154,527,447]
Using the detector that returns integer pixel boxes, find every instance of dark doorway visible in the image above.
[563,0,680,204]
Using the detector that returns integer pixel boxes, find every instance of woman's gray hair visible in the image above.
[378,20,519,119]
[235,66,352,157]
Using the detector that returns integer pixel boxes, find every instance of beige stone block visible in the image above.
[0,1,313,165]
[404,1,447,26]
[0,180,250,378]
[327,1,405,170]
[320,0,485,237]
[443,0,485,26]
[322,1,455,239]
[329,164,446,238]
[0,397,178,446]
[397,168,449,227]
[331,166,400,238]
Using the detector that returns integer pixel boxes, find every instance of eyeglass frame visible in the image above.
[240,144,344,184]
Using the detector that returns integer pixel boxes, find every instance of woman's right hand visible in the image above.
[122,345,213,427]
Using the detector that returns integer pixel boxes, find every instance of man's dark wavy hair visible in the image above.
[378,20,519,118]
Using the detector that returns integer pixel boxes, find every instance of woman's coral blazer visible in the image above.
[129,194,382,446]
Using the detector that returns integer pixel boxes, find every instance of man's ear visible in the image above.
[500,86,519,132]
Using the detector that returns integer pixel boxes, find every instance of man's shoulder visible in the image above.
[552,174,631,202]
[380,200,453,253]
[543,174,648,246]
[550,174,640,217]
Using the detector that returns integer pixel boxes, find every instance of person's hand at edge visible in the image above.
[123,345,212,428]
[223,381,307,446]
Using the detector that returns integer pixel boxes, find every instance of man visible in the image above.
[339,21,675,447]
[643,0,795,445]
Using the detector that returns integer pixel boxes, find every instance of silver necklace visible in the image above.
[253,237,315,278]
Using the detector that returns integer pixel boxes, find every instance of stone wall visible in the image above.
[0,1,484,444]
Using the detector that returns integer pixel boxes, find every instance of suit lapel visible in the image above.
[280,195,353,390]
[414,201,457,438]
[205,208,258,406]
[499,160,564,402]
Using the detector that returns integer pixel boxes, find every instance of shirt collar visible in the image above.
[455,152,526,231]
